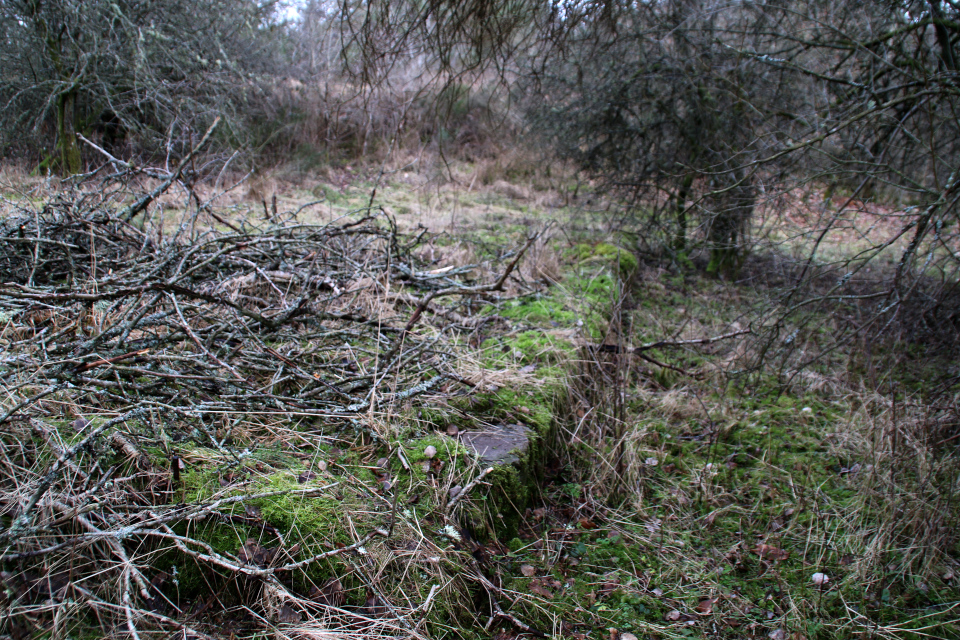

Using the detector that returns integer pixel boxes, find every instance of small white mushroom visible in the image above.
[424,445,437,459]
[812,572,830,586]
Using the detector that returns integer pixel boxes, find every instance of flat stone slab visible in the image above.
[460,423,533,466]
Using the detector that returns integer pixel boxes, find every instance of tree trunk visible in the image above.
[56,91,82,175]
[706,179,753,278]
[673,173,695,252]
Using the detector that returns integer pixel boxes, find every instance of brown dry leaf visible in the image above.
[276,605,301,624]
[361,592,388,616]
[578,517,597,530]
[528,578,554,599]
[238,539,277,566]
[754,544,790,561]
[598,580,620,599]
[520,564,536,577]
[696,597,718,615]
[665,609,682,621]
[723,617,741,628]
[309,579,344,607]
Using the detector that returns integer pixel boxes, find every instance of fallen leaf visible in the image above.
[769,629,786,640]
[598,580,620,599]
[309,579,344,607]
[665,609,682,621]
[276,605,301,624]
[520,564,536,577]
[297,471,316,484]
[696,597,718,614]
[754,544,790,561]
[839,554,855,566]
[238,539,277,566]
[578,517,597,529]
[528,578,554,599]
[449,485,462,498]
[651,587,663,597]
[72,417,89,432]
[361,592,388,616]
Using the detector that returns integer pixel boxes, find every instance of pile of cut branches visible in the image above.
[0,167,535,639]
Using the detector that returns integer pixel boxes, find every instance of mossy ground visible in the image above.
[475,255,960,640]
[5,162,956,640]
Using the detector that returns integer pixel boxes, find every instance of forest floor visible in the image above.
[1,157,958,640]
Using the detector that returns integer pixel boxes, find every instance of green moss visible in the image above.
[250,473,354,546]
[482,329,576,368]
[500,294,579,325]
[405,434,472,464]
[573,242,639,277]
